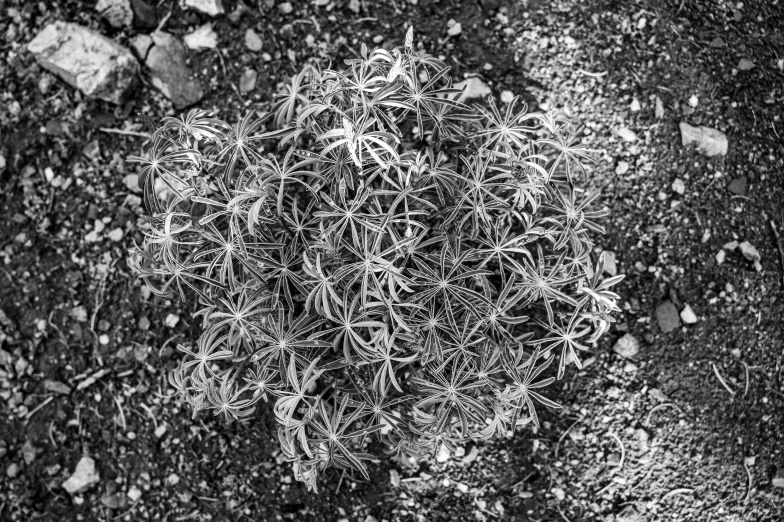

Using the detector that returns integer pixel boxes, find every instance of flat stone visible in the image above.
[184,23,218,50]
[679,122,728,156]
[62,456,100,494]
[130,34,153,60]
[245,28,263,52]
[239,69,257,93]
[146,31,205,108]
[739,241,760,262]
[184,0,224,16]
[656,300,680,333]
[455,77,491,102]
[728,176,747,196]
[44,379,72,395]
[617,127,638,142]
[95,0,133,28]
[737,58,755,71]
[613,333,639,358]
[130,0,157,29]
[27,22,139,104]
[616,505,643,522]
[680,304,698,324]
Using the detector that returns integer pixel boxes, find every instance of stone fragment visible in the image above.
[95,0,133,28]
[184,0,224,16]
[278,2,293,14]
[62,456,100,494]
[616,505,643,522]
[455,77,490,102]
[655,96,665,119]
[710,36,725,47]
[239,69,257,93]
[773,470,784,488]
[615,161,629,175]
[27,22,139,104]
[245,28,262,52]
[680,304,697,324]
[603,251,618,276]
[656,301,680,333]
[447,20,462,36]
[672,178,685,195]
[146,31,205,108]
[728,176,747,196]
[127,485,143,501]
[22,440,38,465]
[737,58,755,71]
[184,24,218,50]
[739,241,760,262]
[130,0,158,29]
[679,122,728,156]
[617,127,637,142]
[7,463,19,479]
[44,380,72,395]
[613,333,639,358]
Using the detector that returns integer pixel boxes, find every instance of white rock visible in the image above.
[27,22,139,104]
[737,58,755,71]
[455,77,491,102]
[715,250,726,264]
[630,98,641,112]
[688,94,699,107]
[603,251,618,276]
[739,241,760,262]
[184,24,218,50]
[127,485,142,502]
[680,304,697,324]
[278,2,293,14]
[245,28,262,52]
[447,20,462,36]
[108,228,124,242]
[672,178,685,195]
[124,174,140,192]
[165,313,180,328]
[613,334,639,358]
[436,444,450,462]
[95,0,133,28]
[679,122,728,156]
[615,161,630,175]
[456,482,469,493]
[130,34,153,60]
[655,96,665,119]
[617,127,638,142]
[500,90,514,104]
[62,456,100,494]
[184,0,224,16]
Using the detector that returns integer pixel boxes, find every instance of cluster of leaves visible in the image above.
[127,29,622,490]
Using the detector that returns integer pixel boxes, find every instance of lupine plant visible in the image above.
[127,28,623,490]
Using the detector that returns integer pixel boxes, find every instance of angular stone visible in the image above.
[27,22,139,104]
[617,127,638,142]
[44,379,72,395]
[184,24,218,50]
[728,176,747,196]
[680,304,697,324]
[184,0,224,16]
[737,58,755,71]
[455,77,491,102]
[146,31,205,108]
[656,300,680,333]
[96,0,133,28]
[739,241,760,262]
[130,34,153,60]
[679,122,728,156]
[62,456,100,494]
[130,0,157,29]
[613,333,639,358]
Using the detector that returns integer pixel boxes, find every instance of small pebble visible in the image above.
[278,2,293,14]
[680,304,698,324]
[245,29,262,52]
[671,178,685,195]
[164,313,180,328]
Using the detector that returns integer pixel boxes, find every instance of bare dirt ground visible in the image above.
[1,0,783,521]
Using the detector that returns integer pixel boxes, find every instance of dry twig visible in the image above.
[712,363,736,396]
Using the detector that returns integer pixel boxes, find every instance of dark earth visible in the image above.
[1,0,783,520]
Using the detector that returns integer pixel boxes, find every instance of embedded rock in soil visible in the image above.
[62,456,100,494]
[239,69,257,93]
[773,470,784,488]
[184,0,224,16]
[146,31,205,108]
[679,122,728,156]
[245,28,263,52]
[130,34,153,60]
[27,22,139,104]
[455,77,491,102]
[613,333,639,358]
[95,0,133,28]
[184,24,218,50]
[728,176,747,196]
[656,300,680,333]
[616,505,643,522]
[739,241,760,262]
[130,0,157,29]
[680,304,698,324]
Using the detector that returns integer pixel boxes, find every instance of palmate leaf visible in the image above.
[127,29,622,489]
